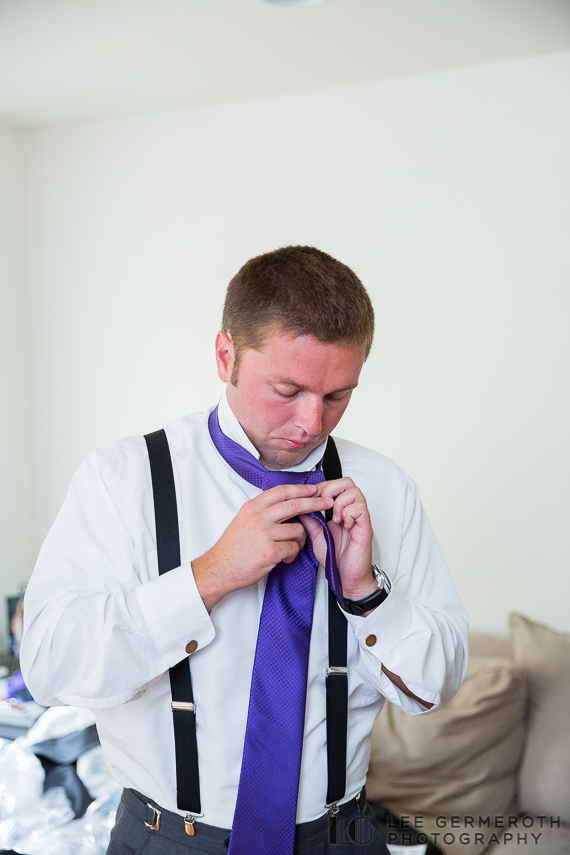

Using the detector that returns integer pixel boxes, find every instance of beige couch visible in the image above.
[367,613,570,855]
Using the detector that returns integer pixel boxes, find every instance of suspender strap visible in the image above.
[322,437,348,807]
[145,429,201,815]
[144,429,347,815]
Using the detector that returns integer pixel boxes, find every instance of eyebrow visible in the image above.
[271,378,358,394]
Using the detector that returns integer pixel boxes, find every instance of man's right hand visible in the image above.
[191,483,333,612]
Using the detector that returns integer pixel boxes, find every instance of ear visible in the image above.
[215,331,235,383]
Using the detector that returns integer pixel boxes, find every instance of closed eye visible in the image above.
[326,391,350,402]
[275,389,299,398]
[274,388,350,401]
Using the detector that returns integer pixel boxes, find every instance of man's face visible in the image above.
[216,327,365,469]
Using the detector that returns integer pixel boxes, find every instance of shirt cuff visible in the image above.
[342,586,442,710]
[135,563,215,667]
[341,584,413,660]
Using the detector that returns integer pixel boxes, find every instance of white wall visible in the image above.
[0,123,35,649]
[24,51,570,634]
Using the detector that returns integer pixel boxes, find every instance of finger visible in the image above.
[254,483,319,509]
[273,522,307,548]
[340,500,371,531]
[266,495,333,524]
[297,513,323,541]
[315,477,356,500]
[298,514,326,567]
[278,541,302,565]
[330,487,366,524]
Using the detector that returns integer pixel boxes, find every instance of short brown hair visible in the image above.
[222,246,374,380]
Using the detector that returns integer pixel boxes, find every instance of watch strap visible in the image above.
[342,565,391,616]
[342,586,389,616]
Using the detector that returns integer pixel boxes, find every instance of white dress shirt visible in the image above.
[21,393,468,827]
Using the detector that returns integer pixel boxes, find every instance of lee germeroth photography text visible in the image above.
[386,814,562,848]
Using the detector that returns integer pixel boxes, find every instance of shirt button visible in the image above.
[365,635,377,647]
[185,640,198,655]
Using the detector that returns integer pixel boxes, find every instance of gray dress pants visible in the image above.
[106,788,391,855]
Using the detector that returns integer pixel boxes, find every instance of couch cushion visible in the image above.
[468,633,512,659]
[367,655,527,855]
[510,613,570,825]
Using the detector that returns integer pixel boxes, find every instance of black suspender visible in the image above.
[144,429,348,815]
[145,430,201,815]
[321,437,348,808]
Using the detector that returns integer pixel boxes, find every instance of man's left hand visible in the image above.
[301,479,435,708]
[299,477,377,601]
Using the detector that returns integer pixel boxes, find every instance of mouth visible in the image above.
[281,438,312,450]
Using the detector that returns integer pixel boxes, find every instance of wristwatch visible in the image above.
[342,565,391,616]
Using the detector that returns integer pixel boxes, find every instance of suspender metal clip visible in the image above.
[171,701,195,712]
[326,666,348,677]
[325,802,339,822]
[326,801,340,843]
[184,813,204,836]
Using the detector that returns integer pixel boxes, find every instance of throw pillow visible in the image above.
[509,612,570,825]
[367,655,527,855]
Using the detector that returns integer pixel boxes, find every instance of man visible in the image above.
[21,246,468,855]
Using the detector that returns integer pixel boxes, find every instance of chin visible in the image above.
[261,449,310,470]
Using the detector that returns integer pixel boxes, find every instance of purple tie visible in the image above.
[208,408,343,855]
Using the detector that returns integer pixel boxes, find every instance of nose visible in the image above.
[295,397,323,438]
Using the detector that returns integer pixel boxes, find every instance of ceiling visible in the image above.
[0,0,569,129]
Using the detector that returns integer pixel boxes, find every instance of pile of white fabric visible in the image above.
[0,706,121,855]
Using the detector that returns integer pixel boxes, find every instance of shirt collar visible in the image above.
[216,390,328,473]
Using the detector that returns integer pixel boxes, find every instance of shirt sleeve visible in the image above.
[20,451,215,709]
[342,479,469,715]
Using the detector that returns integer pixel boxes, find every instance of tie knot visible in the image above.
[262,467,324,491]
[208,404,344,609]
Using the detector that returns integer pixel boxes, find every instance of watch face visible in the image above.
[372,567,384,589]
[372,565,391,592]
